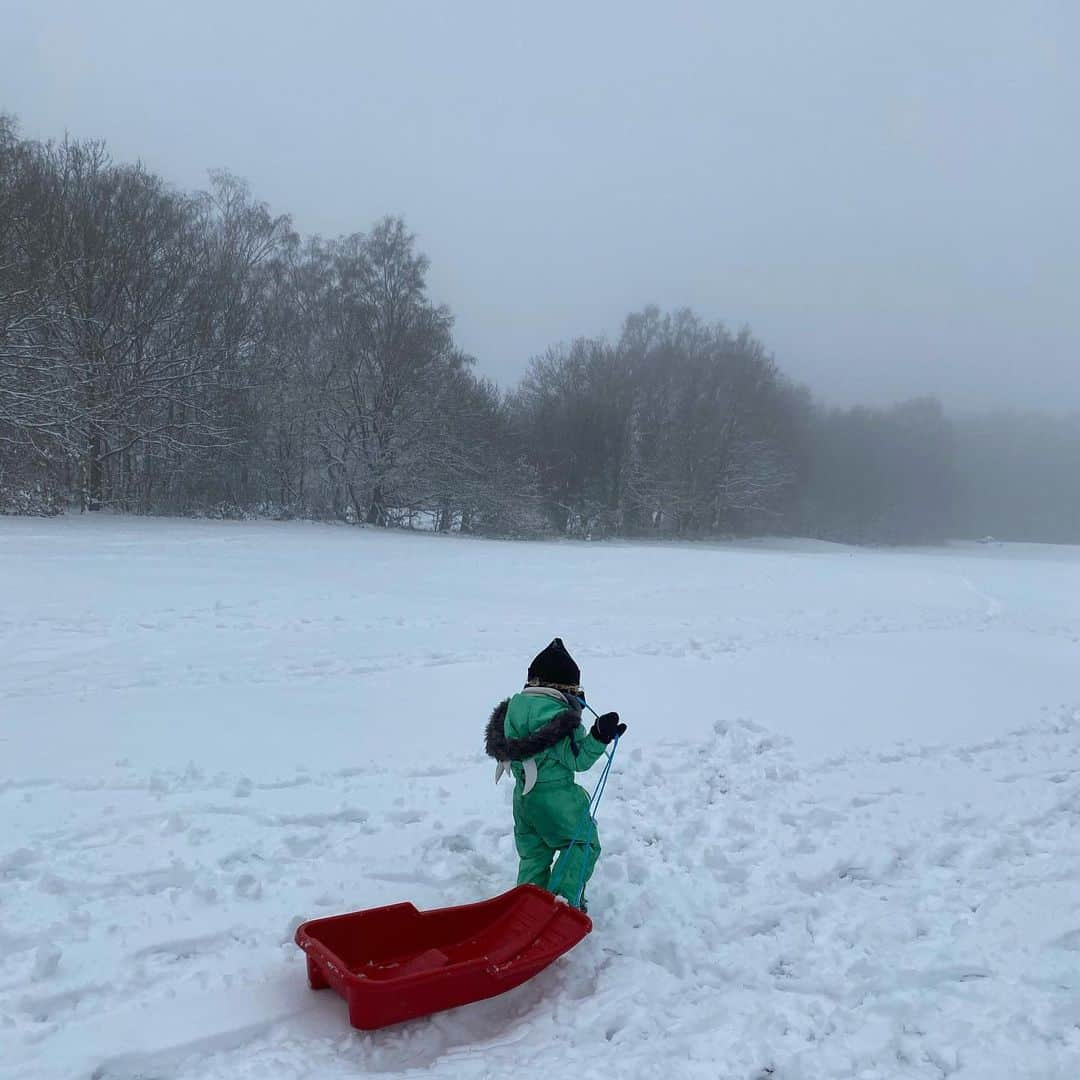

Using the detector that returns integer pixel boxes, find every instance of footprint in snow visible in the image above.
[132,930,242,968]
[441,833,474,854]
[408,765,457,778]
[1048,928,1080,951]
[282,833,324,858]
[20,982,110,1022]
[233,874,262,900]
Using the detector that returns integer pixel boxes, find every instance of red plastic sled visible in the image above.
[294,884,592,1030]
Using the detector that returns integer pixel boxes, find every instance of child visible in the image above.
[484,638,626,911]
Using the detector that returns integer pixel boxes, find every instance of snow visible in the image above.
[2,515,1079,1079]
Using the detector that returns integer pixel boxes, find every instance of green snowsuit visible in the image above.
[484,688,608,909]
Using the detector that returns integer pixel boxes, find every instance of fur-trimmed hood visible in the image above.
[484,692,583,762]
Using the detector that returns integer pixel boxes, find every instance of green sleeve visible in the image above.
[560,723,606,773]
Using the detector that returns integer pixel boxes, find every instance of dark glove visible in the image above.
[590,712,626,744]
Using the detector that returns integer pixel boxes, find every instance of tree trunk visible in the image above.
[86,433,104,511]
[366,485,385,526]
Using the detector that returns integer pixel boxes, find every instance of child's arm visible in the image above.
[577,711,626,769]
[551,723,608,773]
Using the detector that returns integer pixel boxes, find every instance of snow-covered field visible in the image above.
[2,516,1079,1079]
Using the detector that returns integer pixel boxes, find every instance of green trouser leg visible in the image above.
[514,821,554,890]
[549,835,600,908]
[513,783,600,909]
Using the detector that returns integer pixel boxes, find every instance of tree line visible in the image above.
[2,115,1076,545]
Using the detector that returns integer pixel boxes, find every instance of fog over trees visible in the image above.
[1,116,1076,544]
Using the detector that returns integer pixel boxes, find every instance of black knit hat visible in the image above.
[527,638,580,688]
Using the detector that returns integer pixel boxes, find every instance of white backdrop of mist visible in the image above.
[3,0,1077,411]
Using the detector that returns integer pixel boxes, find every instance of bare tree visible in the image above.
[309,219,462,523]
[14,140,230,508]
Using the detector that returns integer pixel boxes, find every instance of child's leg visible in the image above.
[513,791,555,888]
[514,825,556,889]
[549,824,600,908]
[535,785,600,909]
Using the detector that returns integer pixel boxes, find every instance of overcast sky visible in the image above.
[3,0,1077,411]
